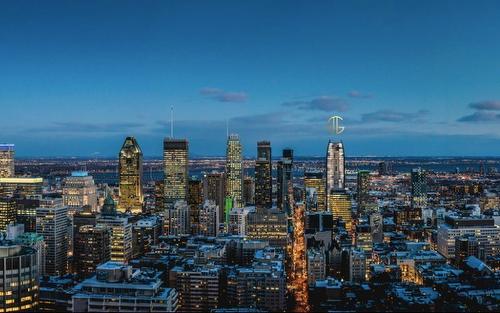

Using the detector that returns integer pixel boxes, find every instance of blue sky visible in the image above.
[2,0,500,157]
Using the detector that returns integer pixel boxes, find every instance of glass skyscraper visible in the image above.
[118,137,144,214]
[226,134,243,208]
[326,140,345,209]
[255,141,272,210]
[0,144,15,178]
[163,138,189,208]
[277,148,293,213]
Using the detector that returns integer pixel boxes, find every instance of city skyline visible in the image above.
[2,1,500,156]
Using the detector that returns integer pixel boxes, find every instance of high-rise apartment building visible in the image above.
[36,198,70,276]
[118,137,144,214]
[63,171,98,212]
[0,144,15,178]
[73,225,111,279]
[411,168,427,209]
[198,200,219,237]
[163,139,189,208]
[277,148,293,213]
[96,196,132,263]
[163,200,190,236]
[226,134,243,208]
[255,141,272,209]
[326,141,345,208]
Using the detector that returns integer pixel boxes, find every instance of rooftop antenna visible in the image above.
[226,119,229,138]
[170,105,174,138]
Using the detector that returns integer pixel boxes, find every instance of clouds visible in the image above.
[282,96,349,112]
[200,87,248,103]
[458,100,500,122]
[28,122,145,134]
[348,90,372,99]
[361,109,429,123]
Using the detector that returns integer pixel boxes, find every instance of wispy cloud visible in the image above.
[27,122,145,133]
[348,90,373,99]
[361,109,429,123]
[200,87,248,103]
[458,111,500,122]
[469,100,500,111]
[282,96,349,112]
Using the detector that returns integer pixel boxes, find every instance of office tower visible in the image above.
[454,235,480,266]
[378,161,388,176]
[118,137,144,214]
[411,168,427,209]
[172,267,220,312]
[0,197,16,231]
[198,200,219,237]
[63,171,98,212]
[72,262,179,312]
[154,180,165,213]
[73,225,111,279]
[0,144,14,178]
[437,214,500,259]
[304,171,326,212]
[202,172,226,223]
[307,248,326,286]
[255,141,272,209]
[0,177,43,198]
[0,242,39,312]
[163,139,189,208]
[326,140,345,195]
[328,190,352,231]
[14,231,46,277]
[226,134,243,208]
[357,170,371,212]
[228,207,252,236]
[132,216,161,258]
[246,209,288,247]
[243,176,255,205]
[369,212,384,244]
[277,148,293,213]
[36,198,70,276]
[163,200,190,236]
[188,177,203,234]
[96,196,132,263]
[305,211,334,232]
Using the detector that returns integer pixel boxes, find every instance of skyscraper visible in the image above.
[328,190,352,231]
[163,138,189,208]
[326,141,345,195]
[63,171,98,212]
[226,134,243,208]
[36,198,70,276]
[357,170,371,212]
[73,224,111,279]
[255,141,272,209]
[203,171,226,223]
[304,171,326,212]
[188,177,203,234]
[0,144,15,178]
[118,137,144,214]
[0,197,16,232]
[277,148,293,213]
[411,168,427,209]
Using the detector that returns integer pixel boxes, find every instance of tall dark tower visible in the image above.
[411,168,427,209]
[277,148,293,213]
[163,138,189,208]
[118,136,143,214]
[255,141,272,209]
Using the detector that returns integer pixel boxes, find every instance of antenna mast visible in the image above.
[170,106,174,138]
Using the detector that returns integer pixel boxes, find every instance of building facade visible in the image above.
[118,137,144,214]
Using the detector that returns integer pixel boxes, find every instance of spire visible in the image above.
[170,106,174,138]
[226,119,229,138]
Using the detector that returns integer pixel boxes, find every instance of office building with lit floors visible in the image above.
[170,266,220,312]
[246,208,288,248]
[63,171,98,212]
[276,148,293,213]
[36,198,69,276]
[327,190,353,231]
[254,141,272,209]
[226,134,243,208]
[0,144,15,178]
[163,138,189,208]
[198,200,220,237]
[304,171,326,212]
[411,167,427,210]
[326,141,345,200]
[73,225,111,279]
[162,200,190,236]
[0,177,43,198]
[96,196,132,263]
[0,241,39,312]
[0,197,16,232]
[203,171,226,224]
[118,137,144,214]
[72,262,178,312]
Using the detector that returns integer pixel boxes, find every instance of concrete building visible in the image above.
[63,171,98,212]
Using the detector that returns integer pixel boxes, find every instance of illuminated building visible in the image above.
[203,171,226,223]
[188,177,203,234]
[411,168,427,209]
[277,148,293,213]
[325,141,345,203]
[243,176,255,205]
[307,248,326,286]
[163,139,189,208]
[162,200,190,236]
[118,137,144,214]
[63,171,98,212]
[13,231,46,277]
[154,180,165,213]
[304,171,326,212]
[226,134,243,208]
[96,196,132,263]
[0,177,43,198]
[73,225,110,279]
[255,141,272,209]
[171,266,219,312]
[36,198,69,276]
[0,197,16,231]
[357,170,371,212]
[246,208,288,247]
[15,197,40,235]
[437,214,500,259]
[72,262,178,312]
[132,216,161,258]
[327,190,352,230]
[0,144,15,178]
[198,200,219,237]
[228,207,252,236]
[346,248,366,282]
[0,242,39,312]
